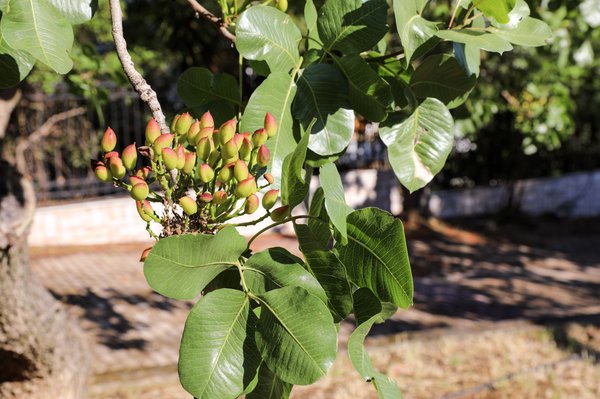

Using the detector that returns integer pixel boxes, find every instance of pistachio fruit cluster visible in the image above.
[92,111,286,237]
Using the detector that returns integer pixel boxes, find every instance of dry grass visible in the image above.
[90,323,600,399]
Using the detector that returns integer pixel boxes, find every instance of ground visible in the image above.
[29,217,600,398]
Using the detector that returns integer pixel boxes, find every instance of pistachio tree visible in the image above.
[1,0,552,398]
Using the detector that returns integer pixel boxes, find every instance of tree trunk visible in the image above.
[0,89,88,398]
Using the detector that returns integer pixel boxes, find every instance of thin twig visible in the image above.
[108,0,169,133]
[15,107,87,175]
[185,0,237,43]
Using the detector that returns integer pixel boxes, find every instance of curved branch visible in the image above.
[185,0,236,43]
[108,0,169,133]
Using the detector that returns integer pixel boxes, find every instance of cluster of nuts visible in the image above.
[92,111,289,237]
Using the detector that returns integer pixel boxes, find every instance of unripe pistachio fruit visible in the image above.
[104,151,119,161]
[276,0,288,12]
[233,160,249,181]
[198,164,215,183]
[176,145,186,170]
[101,127,117,153]
[136,200,154,222]
[183,152,197,175]
[179,196,198,216]
[145,118,161,145]
[208,149,222,168]
[263,173,274,185]
[175,112,193,136]
[186,120,201,145]
[262,189,279,210]
[162,148,179,171]
[153,134,175,154]
[235,177,257,198]
[218,163,234,183]
[213,190,228,205]
[129,176,146,186]
[131,182,149,201]
[196,137,213,161]
[136,166,152,179]
[108,156,126,179]
[222,140,239,159]
[264,112,278,138]
[240,137,253,160]
[270,205,290,222]
[122,144,138,170]
[252,128,268,147]
[94,164,112,182]
[199,193,213,203]
[245,194,260,215]
[200,111,214,129]
[219,119,237,145]
[257,145,271,166]
[171,114,180,132]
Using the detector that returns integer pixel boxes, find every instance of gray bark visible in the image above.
[0,89,88,398]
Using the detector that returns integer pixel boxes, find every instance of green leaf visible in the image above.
[320,163,352,242]
[295,224,353,322]
[255,286,337,385]
[1,0,74,74]
[318,0,389,54]
[491,17,552,47]
[473,0,516,25]
[179,289,260,399]
[436,29,513,54]
[0,32,35,88]
[394,0,439,63]
[305,0,322,50]
[308,187,332,245]
[143,227,247,300]
[353,287,383,325]
[244,247,327,303]
[247,364,292,399]
[280,125,310,209]
[293,63,354,156]
[236,5,302,73]
[410,54,477,108]
[335,55,392,122]
[348,316,403,398]
[49,0,95,24]
[0,0,8,11]
[453,42,481,77]
[335,208,413,308]
[241,71,297,188]
[379,98,454,192]
[177,67,241,107]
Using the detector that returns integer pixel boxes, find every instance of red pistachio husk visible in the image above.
[245,194,260,215]
[198,164,215,183]
[101,127,117,152]
[262,189,279,210]
[176,145,186,170]
[131,182,149,201]
[221,140,239,159]
[175,112,193,136]
[196,137,213,161]
[186,120,201,145]
[199,193,213,203]
[257,145,271,166]
[136,200,154,222]
[235,177,257,198]
[108,156,126,179]
[200,111,214,129]
[94,164,112,182]
[218,163,235,183]
[213,190,228,205]
[219,119,237,145]
[183,152,197,175]
[145,118,161,145]
[233,160,249,182]
[179,196,198,215]
[252,128,268,147]
[122,143,138,170]
[162,148,179,171]
[153,133,175,154]
[135,166,152,179]
[264,112,278,138]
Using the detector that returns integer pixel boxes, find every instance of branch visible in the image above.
[15,107,87,175]
[108,0,169,133]
[186,0,236,43]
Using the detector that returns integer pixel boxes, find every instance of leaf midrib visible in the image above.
[150,252,239,269]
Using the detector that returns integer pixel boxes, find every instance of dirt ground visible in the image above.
[30,216,600,399]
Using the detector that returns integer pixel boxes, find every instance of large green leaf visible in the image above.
[236,5,302,73]
[49,0,95,24]
[143,227,247,300]
[280,126,310,209]
[308,187,332,245]
[348,315,403,398]
[353,287,398,326]
[247,364,292,399]
[0,32,35,88]
[394,0,438,63]
[491,17,552,47]
[410,54,477,108]
[295,223,353,322]
[335,208,413,308]
[305,0,322,50]
[453,42,481,77]
[241,71,297,188]
[177,67,240,107]
[473,0,516,25]
[293,63,354,156]
[379,98,454,192]
[1,0,74,74]
[179,289,260,399]
[244,247,327,303]
[436,29,513,54]
[255,286,337,385]
[318,0,388,54]
[320,163,352,242]
[335,54,392,122]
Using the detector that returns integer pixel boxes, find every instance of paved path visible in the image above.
[29,223,600,396]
